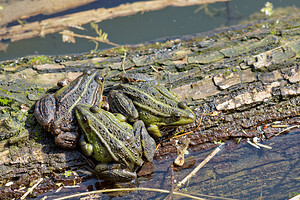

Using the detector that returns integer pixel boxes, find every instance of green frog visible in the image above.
[75,104,156,182]
[34,69,104,149]
[108,73,196,137]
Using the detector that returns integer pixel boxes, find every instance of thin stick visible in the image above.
[59,31,119,47]
[176,144,223,189]
[166,164,175,200]
[20,177,43,200]
[274,125,300,136]
[53,187,206,200]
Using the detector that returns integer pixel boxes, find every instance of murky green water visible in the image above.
[35,129,299,200]
[1,0,300,61]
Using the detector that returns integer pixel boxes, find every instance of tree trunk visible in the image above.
[0,7,299,198]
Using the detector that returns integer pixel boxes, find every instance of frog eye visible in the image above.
[90,105,100,113]
[173,113,181,121]
[178,101,187,109]
[83,69,92,75]
[95,75,104,84]
[82,116,88,123]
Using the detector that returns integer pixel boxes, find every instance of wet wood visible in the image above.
[0,7,299,198]
[0,0,229,42]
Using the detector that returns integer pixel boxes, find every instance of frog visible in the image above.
[75,104,156,182]
[34,69,104,149]
[107,73,196,138]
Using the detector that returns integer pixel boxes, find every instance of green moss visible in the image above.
[34,130,42,141]
[0,88,12,95]
[0,98,12,106]
[37,88,44,92]
[27,55,52,65]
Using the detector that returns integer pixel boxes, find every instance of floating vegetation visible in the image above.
[59,22,119,51]
[261,2,273,16]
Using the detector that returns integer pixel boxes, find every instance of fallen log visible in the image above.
[0,7,299,198]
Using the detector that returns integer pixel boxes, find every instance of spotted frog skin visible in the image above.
[34,70,104,149]
[75,104,156,182]
[108,73,196,137]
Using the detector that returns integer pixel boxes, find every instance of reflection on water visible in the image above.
[1,0,300,61]
[37,129,299,200]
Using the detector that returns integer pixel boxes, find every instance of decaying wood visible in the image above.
[0,0,229,42]
[0,7,299,199]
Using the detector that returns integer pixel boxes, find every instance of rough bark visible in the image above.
[0,7,299,198]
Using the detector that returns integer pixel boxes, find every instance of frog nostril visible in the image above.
[189,112,195,120]
[82,116,88,123]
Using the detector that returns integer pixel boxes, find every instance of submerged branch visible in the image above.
[0,0,229,42]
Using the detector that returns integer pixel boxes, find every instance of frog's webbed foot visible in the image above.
[94,163,137,182]
[133,120,156,162]
[54,131,79,149]
[34,94,56,131]
[108,90,138,122]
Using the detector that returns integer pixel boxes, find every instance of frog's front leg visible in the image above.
[79,134,93,156]
[34,94,56,132]
[133,120,156,162]
[147,124,162,138]
[94,163,137,182]
[108,90,138,122]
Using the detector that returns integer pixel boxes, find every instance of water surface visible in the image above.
[1,0,300,61]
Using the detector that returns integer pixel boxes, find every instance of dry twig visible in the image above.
[20,178,43,200]
[59,30,119,47]
[176,144,223,189]
[53,187,206,200]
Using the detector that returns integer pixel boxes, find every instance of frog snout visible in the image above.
[189,112,196,121]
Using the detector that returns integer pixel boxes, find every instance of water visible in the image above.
[1,0,300,61]
[36,129,299,199]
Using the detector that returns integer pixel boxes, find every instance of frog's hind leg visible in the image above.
[108,90,138,122]
[133,120,156,162]
[94,163,137,182]
[34,94,56,132]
